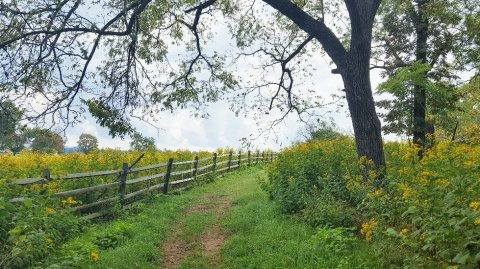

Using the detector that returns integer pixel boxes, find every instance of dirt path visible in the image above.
[161,195,231,269]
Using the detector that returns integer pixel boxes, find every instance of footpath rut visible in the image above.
[161,194,232,269]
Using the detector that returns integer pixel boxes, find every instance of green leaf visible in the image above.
[452,251,470,264]
[22,198,33,208]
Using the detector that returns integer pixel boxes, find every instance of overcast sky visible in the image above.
[65,70,387,151]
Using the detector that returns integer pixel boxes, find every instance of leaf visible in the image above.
[452,251,470,264]
[384,228,400,237]
[22,198,33,208]
[474,251,480,262]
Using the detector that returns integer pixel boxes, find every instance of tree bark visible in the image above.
[341,8,386,170]
[412,0,429,158]
[342,63,386,170]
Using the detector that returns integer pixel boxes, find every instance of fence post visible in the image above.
[119,163,128,208]
[271,152,274,163]
[262,151,265,164]
[227,151,233,172]
[193,155,199,180]
[212,153,217,173]
[255,151,259,165]
[39,169,51,195]
[43,169,51,181]
[248,150,251,167]
[162,158,174,194]
[238,150,242,169]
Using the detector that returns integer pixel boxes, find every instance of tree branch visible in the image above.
[262,0,347,69]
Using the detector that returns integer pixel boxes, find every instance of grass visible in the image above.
[40,166,385,269]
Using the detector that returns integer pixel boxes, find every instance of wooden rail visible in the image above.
[10,150,276,220]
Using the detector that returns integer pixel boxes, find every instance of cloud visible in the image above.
[62,4,397,152]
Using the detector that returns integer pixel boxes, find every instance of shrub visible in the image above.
[264,137,360,216]
[266,133,480,267]
[301,192,359,228]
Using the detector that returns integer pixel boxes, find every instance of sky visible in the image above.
[59,2,388,152]
[64,70,386,152]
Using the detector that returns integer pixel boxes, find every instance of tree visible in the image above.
[130,132,156,151]
[297,121,344,142]
[0,1,386,172]
[28,129,65,154]
[373,0,479,154]
[436,74,480,141]
[77,133,98,154]
[0,100,26,154]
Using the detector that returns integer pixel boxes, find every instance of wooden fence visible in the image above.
[10,150,276,220]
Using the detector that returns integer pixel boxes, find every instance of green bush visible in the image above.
[264,137,360,217]
[301,192,359,228]
[1,196,83,269]
[94,222,134,250]
[266,135,480,267]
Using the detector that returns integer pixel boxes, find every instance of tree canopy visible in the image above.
[0,100,26,154]
[130,132,156,151]
[77,133,98,154]
[373,0,479,151]
[27,128,65,154]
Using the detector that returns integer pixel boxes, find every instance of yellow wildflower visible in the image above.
[464,160,476,169]
[360,218,377,242]
[398,183,416,199]
[437,179,450,186]
[45,207,55,215]
[91,252,100,262]
[62,196,78,206]
[367,188,383,198]
[367,169,378,179]
[44,181,60,193]
[475,217,480,225]
[400,228,409,237]
[470,201,480,212]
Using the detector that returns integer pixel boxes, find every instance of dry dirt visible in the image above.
[161,195,231,269]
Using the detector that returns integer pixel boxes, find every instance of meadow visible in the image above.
[1,130,479,268]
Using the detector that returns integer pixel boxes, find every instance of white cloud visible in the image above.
[62,4,400,152]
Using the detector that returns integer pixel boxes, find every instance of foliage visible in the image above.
[374,0,479,143]
[0,100,25,154]
[435,74,480,140]
[129,132,156,151]
[266,130,480,267]
[77,133,98,154]
[301,191,359,228]
[0,195,84,269]
[27,129,65,154]
[297,120,345,142]
[0,147,213,269]
[263,137,359,215]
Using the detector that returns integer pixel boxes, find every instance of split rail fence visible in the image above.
[10,150,276,220]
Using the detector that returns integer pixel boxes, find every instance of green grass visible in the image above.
[40,167,386,269]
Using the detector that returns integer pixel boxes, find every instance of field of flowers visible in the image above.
[265,130,480,268]
[0,148,236,269]
[0,148,217,180]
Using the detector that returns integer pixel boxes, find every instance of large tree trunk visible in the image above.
[412,0,429,158]
[341,1,386,171]
[341,38,386,171]
[342,69,386,170]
